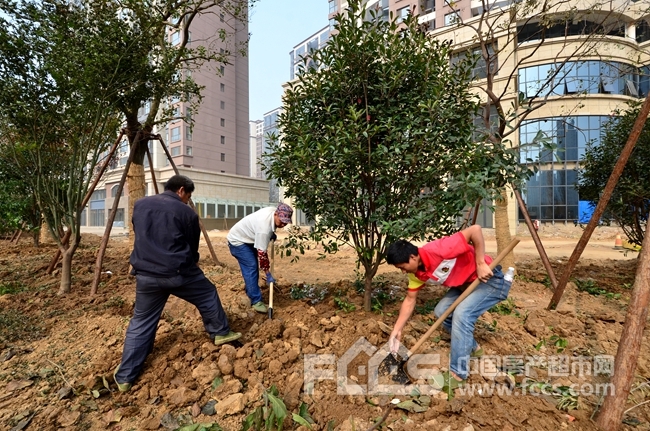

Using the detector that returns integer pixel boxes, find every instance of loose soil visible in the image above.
[1,225,649,431]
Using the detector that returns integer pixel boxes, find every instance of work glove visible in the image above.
[266,271,276,284]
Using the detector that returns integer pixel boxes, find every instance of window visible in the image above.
[518,61,640,99]
[519,115,611,222]
[171,126,181,142]
[451,44,497,80]
[220,13,225,22]
[171,31,180,45]
[329,0,337,14]
[220,65,225,75]
[114,208,125,223]
[220,153,226,162]
[220,118,225,127]
[444,11,460,26]
[185,125,192,141]
[186,146,193,156]
[397,6,410,23]
[111,185,124,198]
[220,135,225,144]
[421,0,434,13]
[220,83,225,92]
[172,105,181,119]
[171,146,181,156]
[220,101,225,109]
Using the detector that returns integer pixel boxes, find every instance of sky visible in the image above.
[248,0,329,121]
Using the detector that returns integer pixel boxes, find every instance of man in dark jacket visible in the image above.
[113,175,240,392]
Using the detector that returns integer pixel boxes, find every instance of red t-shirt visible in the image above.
[408,232,493,290]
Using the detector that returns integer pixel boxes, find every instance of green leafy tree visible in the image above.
[0,151,41,245]
[0,1,123,293]
[577,103,650,247]
[264,0,525,311]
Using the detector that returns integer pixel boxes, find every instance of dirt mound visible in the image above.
[0,235,648,430]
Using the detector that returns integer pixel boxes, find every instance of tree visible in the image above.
[0,150,41,246]
[0,1,123,293]
[443,0,623,269]
[264,0,526,311]
[577,103,650,247]
[83,0,251,230]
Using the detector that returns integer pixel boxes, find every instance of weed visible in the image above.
[0,281,25,295]
[535,335,568,353]
[289,284,327,304]
[574,278,621,299]
[415,299,440,315]
[0,310,44,342]
[550,335,568,353]
[354,275,399,312]
[104,296,125,309]
[523,381,579,410]
[333,296,356,313]
[488,298,519,316]
[242,386,314,431]
[554,385,579,411]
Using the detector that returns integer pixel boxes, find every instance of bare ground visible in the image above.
[0,225,649,431]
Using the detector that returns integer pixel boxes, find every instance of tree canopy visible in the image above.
[577,103,650,246]
[263,0,525,310]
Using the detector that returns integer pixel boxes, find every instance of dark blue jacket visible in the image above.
[129,190,202,277]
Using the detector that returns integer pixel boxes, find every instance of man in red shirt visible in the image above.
[386,225,512,390]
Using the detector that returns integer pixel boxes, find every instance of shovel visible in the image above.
[379,238,520,384]
[268,239,275,320]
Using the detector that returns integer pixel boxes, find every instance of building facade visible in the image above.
[328,0,650,228]
[81,5,271,231]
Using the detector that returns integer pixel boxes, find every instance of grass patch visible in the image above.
[0,309,44,342]
[574,278,621,299]
[353,275,400,312]
[0,281,25,295]
[289,283,328,304]
[415,298,440,315]
[488,298,520,316]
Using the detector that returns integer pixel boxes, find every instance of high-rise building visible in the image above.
[81,6,271,232]
[250,119,263,178]
[327,0,650,227]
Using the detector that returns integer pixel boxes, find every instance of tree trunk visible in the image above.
[494,188,515,270]
[57,239,79,295]
[127,162,146,240]
[596,225,650,430]
[364,275,372,312]
[40,220,54,244]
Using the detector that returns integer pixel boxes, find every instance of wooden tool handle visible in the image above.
[408,238,520,356]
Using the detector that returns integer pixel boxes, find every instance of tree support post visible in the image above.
[154,135,221,266]
[145,145,159,195]
[514,189,558,289]
[596,223,650,431]
[547,92,650,310]
[91,132,140,295]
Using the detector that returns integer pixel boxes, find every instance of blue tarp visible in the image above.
[578,200,595,224]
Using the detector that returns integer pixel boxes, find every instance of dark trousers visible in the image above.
[115,272,230,383]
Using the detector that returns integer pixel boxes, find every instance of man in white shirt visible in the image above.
[227,203,293,313]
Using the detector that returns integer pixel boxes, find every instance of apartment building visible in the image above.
[328,0,650,227]
[82,6,271,231]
